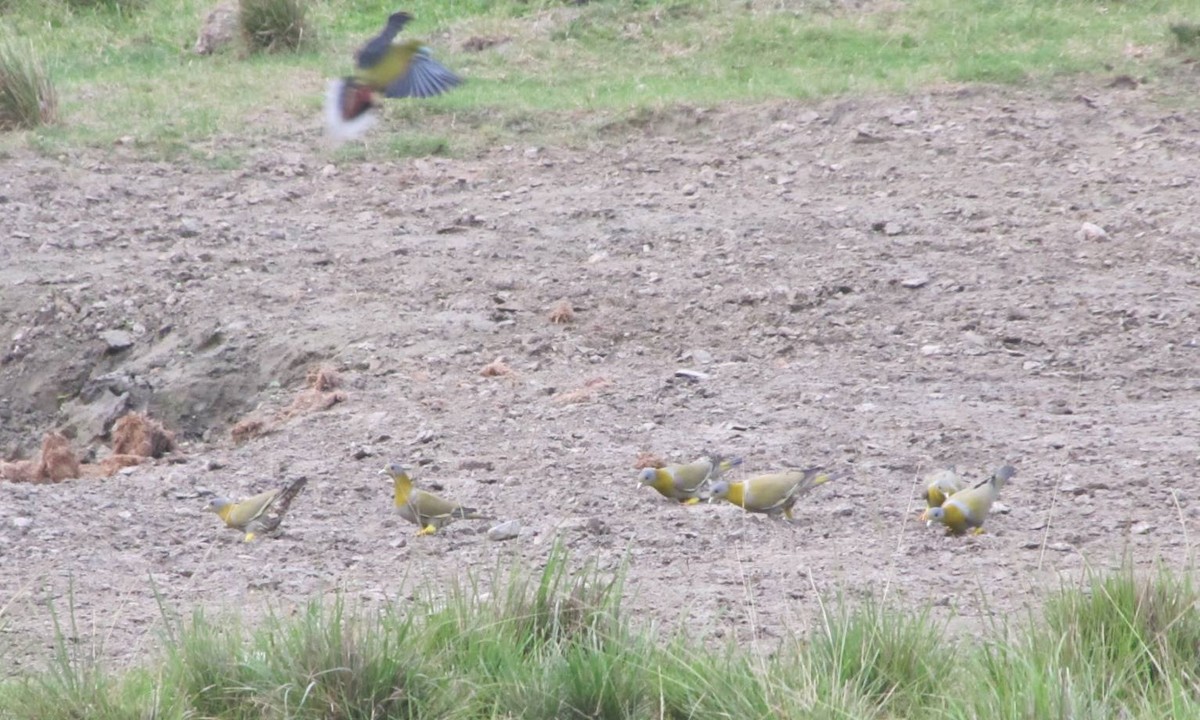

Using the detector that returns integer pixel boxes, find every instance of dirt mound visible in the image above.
[112,413,176,458]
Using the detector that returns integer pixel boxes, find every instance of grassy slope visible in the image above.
[2,551,1200,719]
[0,0,1193,158]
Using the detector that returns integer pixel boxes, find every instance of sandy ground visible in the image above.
[1,79,1198,671]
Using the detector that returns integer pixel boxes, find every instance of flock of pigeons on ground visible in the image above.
[206,456,1017,542]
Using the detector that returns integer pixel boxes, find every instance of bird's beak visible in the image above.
[378,469,390,477]
[917,509,929,522]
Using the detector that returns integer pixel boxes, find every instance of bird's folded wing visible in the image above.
[412,490,463,518]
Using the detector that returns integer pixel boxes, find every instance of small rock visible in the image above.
[1048,542,1074,553]
[991,502,1011,515]
[101,330,134,354]
[888,108,919,126]
[691,349,714,365]
[351,445,376,460]
[1023,360,1044,371]
[1075,222,1108,241]
[177,218,201,238]
[11,517,32,530]
[883,222,905,236]
[681,183,698,196]
[206,459,225,471]
[487,520,522,542]
[192,0,238,55]
[1131,522,1154,535]
[831,505,853,518]
[674,369,710,382]
[559,516,608,535]
[920,344,942,356]
[900,275,929,289]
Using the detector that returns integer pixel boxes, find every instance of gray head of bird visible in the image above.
[386,11,412,27]
[207,497,232,513]
[707,479,731,500]
[637,467,658,486]
[923,506,946,524]
[379,462,411,480]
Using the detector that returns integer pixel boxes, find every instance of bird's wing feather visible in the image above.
[671,459,713,493]
[355,17,408,70]
[411,489,464,519]
[226,489,279,528]
[383,47,462,99]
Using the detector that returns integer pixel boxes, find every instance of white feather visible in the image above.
[323,78,376,144]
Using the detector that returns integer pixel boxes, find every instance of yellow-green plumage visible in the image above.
[208,476,307,542]
[918,468,965,524]
[921,468,963,510]
[709,468,834,519]
[381,462,490,535]
[357,42,420,91]
[638,455,741,504]
[925,465,1015,535]
[324,11,462,142]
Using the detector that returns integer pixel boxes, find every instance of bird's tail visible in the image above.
[323,78,377,143]
[716,455,744,474]
[249,475,309,537]
[272,476,308,520]
[992,465,1017,489]
[804,466,847,489]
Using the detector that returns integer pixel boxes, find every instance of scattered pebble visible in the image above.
[487,520,521,542]
[1075,222,1108,241]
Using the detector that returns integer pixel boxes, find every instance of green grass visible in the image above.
[239,0,315,54]
[4,551,1200,719]
[0,32,57,130]
[0,0,1193,157]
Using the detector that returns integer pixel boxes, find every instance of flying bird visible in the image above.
[324,11,462,142]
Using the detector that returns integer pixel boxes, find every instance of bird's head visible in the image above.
[707,479,731,501]
[380,462,411,480]
[923,506,946,525]
[207,497,232,514]
[637,467,658,486]
[387,11,412,28]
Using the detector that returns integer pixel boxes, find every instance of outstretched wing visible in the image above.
[383,46,462,99]
[355,12,411,70]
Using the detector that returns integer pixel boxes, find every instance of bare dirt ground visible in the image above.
[1,79,1198,671]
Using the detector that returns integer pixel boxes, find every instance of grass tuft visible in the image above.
[1170,22,1200,49]
[1045,563,1200,702]
[809,597,954,716]
[239,0,313,53]
[61,0,145,13]
[0,33,56,131]
[5,558,1200,719]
